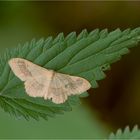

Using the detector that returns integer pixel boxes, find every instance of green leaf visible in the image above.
[0,28,140,120]
[108,125,140,139]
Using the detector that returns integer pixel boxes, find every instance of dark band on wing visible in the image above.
[53,73,83,90]
[30,80,44,91]
[17,60,32,77]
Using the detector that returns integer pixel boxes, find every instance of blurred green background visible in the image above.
[0,1,140,139]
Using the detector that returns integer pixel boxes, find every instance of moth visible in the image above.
[8,58,91,104]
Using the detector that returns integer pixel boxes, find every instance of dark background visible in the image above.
[0,1,140,138]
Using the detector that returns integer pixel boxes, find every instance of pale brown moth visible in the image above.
[8,58,91,104]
